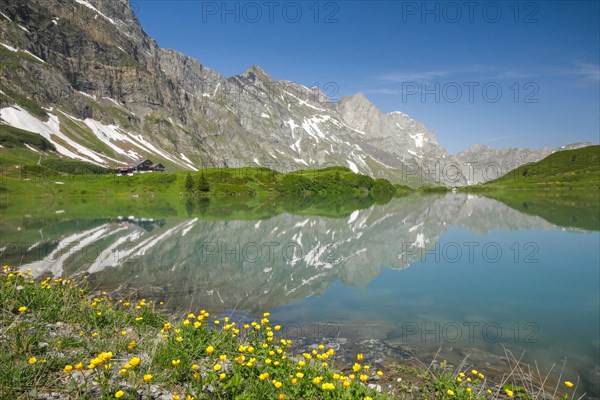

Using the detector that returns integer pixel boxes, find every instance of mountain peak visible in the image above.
[346,92,372,105]
[243,65,273,83]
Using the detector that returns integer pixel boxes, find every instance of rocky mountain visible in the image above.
[0,0,591,186]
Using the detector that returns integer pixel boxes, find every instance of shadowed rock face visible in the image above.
[10,194,557,312]
[1,0,571,185]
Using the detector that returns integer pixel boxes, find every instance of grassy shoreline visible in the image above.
[1,266,583,399]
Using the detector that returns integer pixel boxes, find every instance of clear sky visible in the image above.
[133,0,599,153]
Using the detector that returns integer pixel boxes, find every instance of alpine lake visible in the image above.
[1,188,599,398]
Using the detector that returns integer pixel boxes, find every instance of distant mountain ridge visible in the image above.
[0,0,594,185]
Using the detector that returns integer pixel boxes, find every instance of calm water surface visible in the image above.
[1,193,598,396]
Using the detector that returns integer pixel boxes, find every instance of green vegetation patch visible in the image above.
[0,124,55,151]
[0,84,48,119]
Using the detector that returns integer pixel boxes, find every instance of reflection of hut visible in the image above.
[117,216,166,231]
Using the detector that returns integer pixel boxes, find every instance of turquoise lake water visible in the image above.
[1,193,598,396]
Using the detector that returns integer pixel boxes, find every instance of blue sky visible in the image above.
[134,0,599,153]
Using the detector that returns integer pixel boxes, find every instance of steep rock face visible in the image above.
[337,93,451,177]
[0,0,586,185]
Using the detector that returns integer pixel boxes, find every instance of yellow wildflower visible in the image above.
[18,306,27,313]
[63,365,73,373]
[447,389,455,396]
[129,357,141,366]
[115,390,124,398]
[143,374,152,382]
[565,381,574,388]
[28,357,37,364]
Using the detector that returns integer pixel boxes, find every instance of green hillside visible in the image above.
[477,145,600,189]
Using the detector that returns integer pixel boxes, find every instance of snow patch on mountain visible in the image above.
[0,106,107,165]
[347,160,359,173]
[74,0,117,26]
